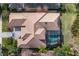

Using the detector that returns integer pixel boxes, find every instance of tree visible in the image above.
[76,4,79,13]
[60,4,66,12]
[61,4,77,13]
[1,4,9,10]
[2,4,9,21]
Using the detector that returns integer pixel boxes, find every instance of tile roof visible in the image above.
[35,28,45,35]
[39,13,60,22]
[9,19,26,27]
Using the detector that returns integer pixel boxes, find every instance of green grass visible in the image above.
[2,10,9,32]
[2,19,9,32]
[60,13,77,44]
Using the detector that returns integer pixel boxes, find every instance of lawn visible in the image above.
[2,10,9,32]
[60,13,77,44]
[60,4,79,55]
[59,13,79,55]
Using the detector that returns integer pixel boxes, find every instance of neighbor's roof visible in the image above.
[39,13,60,22]
[9,3,60,10]
[24,3,60,9]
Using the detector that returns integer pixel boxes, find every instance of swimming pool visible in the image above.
[46,30,60,46]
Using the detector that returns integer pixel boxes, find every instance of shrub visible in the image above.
[61,4,77,13]
[53,44,73,56]
[71,16,79,38]
[38,48,47,53]
[2,38,18,55]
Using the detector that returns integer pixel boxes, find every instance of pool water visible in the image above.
[46,30,60,46]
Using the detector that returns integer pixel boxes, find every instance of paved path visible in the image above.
[0,32,13,38]
[0,31,21,39]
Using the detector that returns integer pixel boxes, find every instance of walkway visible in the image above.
[0,31,21,39]
[0,32,12,38]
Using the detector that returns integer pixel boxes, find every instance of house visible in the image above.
[9,12,61,48]
[9,3,61,48]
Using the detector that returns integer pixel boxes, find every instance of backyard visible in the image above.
[60,13,77,44]
[59,4,79,55]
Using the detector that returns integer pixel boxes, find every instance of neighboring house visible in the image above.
[9,3,24,11]
[9,3,60,12]
[9,3,61,48]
